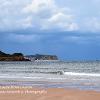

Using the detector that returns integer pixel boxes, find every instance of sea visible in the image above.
[0,60,100,91]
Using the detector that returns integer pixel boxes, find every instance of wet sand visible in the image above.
[0,87,100,100]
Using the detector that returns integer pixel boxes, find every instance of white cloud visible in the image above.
[48,12,73,22]
[84,17,100,32]
[41,12,78,31]
[1,0,100,32]
[68,23,79,31]
[0,0,31,31]
[23,0,56,14]
[22,0,78,31]
[0,0,78,31]
[17,16,33,29]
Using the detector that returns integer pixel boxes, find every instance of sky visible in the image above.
[0,0,100,60]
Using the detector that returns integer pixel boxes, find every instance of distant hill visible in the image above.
[0,51,10,57]
[0,51,29,61]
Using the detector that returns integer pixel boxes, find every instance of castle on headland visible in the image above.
[0,51,58,61]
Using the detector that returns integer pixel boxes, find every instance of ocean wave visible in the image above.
[33,71,65,75]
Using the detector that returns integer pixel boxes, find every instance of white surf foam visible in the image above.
[64,72,100,77]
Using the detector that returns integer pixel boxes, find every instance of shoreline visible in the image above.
[0,87,100,100]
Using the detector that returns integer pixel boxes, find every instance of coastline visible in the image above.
[0,87,100,100]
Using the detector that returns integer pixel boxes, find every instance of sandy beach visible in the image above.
[0,87,100,100]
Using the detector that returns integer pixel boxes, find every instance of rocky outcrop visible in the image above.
[0,51,30,61]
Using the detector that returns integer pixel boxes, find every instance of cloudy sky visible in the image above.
[0,0,100,60]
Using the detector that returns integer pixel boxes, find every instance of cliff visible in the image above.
[0,51,30,61]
